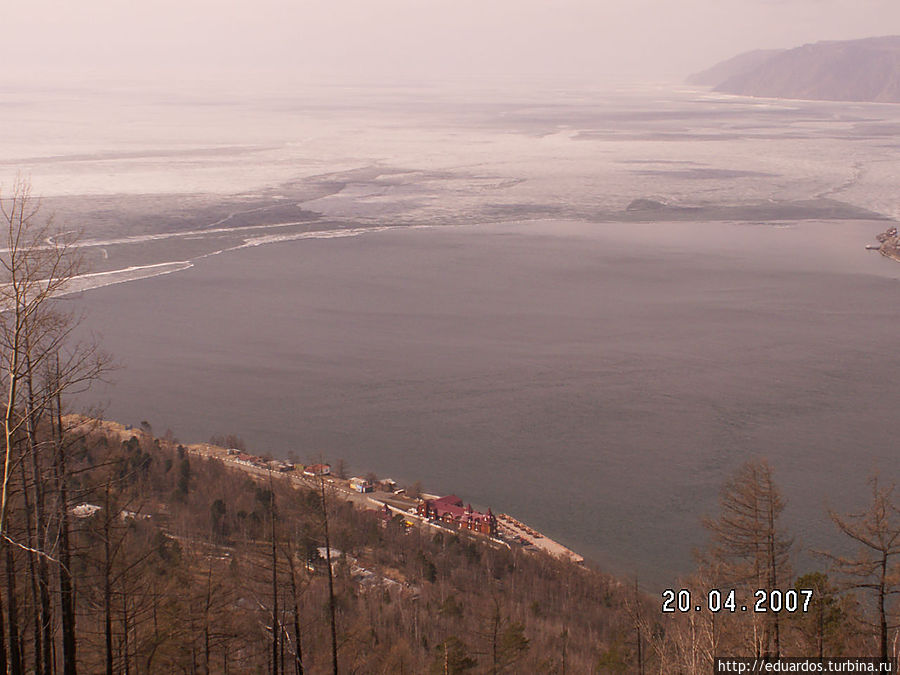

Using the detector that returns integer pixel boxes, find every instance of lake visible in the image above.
[74,217,900,585]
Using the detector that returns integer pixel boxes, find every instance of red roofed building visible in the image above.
[417,495,497,536]
[303,463,331,477]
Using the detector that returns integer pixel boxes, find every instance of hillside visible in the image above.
[690,36,900,102]
[54,420,891,671]
[686,48,786,87]
[0,408,894,673]
[52,419,643,673]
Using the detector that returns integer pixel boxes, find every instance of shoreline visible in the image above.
[83,417,587,567]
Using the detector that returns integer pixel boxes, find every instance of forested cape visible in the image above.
[16,419,639,673]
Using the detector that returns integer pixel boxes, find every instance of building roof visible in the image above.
[432,494,463,508]
[304,463,331,474]
[425,495,494,524]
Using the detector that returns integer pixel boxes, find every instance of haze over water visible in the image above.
[8,83,900,584]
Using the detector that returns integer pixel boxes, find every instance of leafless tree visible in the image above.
[0,177,110,673]
[822,476,900,660]
[319,474,339,675]
[702,458,793,657]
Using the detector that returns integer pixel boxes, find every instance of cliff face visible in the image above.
[690,36,900,103]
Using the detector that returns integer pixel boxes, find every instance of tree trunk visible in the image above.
[817,599,824,658]
[1,310,21,539]
[319,476,338,675]
[204,566,212,675]
[6,539,23,675]
[880,553,888,660]
[767,495,780,657]
[104,484,113,675]
[0,573,8,675]
[24,343,52,675]
[490,599,499,675]
[54,373,76,675]
[121,589,130,675]
[287,554,303,675]
[21,456,44,675]
[270,479,279,675]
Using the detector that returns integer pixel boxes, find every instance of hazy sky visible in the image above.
[5,0,900,87]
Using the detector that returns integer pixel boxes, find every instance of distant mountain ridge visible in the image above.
[687,48,787,87]
[689,36,900,103]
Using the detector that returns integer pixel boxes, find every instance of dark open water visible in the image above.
[74,219,900,585]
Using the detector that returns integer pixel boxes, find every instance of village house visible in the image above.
[378,478,398,492]
[307,546,345,574]
[349,476,373,493]
[231,453,268,469]
[303,463,331,477]
[416,495,497,536]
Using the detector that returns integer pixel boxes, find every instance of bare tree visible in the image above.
[0,177,109,673]
[333,459,348,481]
[269,472,279,675]
[285,547,305,675]
[319,474,339,675]
[702,458,792,657]
[823,476,900,659]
